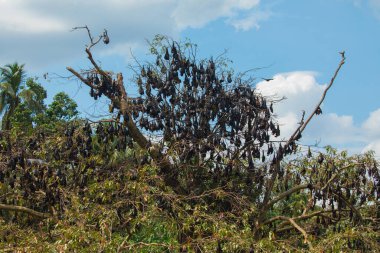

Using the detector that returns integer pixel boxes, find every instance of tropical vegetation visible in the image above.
[0,32,378,252]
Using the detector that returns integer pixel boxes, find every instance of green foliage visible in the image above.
[0,63,78,134]
[0,62,26,130]
[8,78,47,134]
[0,121,380,252]
[0,42,379,252]
[24,77,47,113]
[0,117,379,252]
[46,92,78,121]
[10,103,34,133]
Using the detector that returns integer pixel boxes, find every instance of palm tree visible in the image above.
[0,63,26,131]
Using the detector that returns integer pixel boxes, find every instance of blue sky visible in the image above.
[0,0,379,155]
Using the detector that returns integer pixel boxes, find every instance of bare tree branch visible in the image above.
[72,25,104,50]
[264,184,310,210]
[287,51,346,147]
[85,48,110,77]
[261,52,346,215]
[0,203,51,219]
[66,67,96,89]
[262,209,352,227]
[267,215,313,249]
[67,26,185,194]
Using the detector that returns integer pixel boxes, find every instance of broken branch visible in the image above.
[0,203,51,219]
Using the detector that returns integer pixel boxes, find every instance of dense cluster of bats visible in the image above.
[310,156,380,217]
[0,118,135,212]
[128,42,284,172]
[0,143,62,212]
[0,35,379,252]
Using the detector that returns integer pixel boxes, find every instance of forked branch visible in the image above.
[72,25,109,51]
[66,26,184,194]
[270,216,313,249]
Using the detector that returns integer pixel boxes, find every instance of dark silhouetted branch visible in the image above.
[261,52,346,215]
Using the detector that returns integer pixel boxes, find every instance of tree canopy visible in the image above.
[46,92,78,122]
[0,63,27,131]
[0,30,378,252]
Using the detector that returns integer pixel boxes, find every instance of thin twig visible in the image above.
[72,25,103,50]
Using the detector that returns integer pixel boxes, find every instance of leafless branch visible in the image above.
[67,26,187,194]
[85,48,110,77]
[72,25,103,50]
[0,203,51,219]
[263,209,352,227]
[267,215,313,249]
[288,52,346,146]
[264,183,310,210]
[66,67,95,89]
[261,52,346,215]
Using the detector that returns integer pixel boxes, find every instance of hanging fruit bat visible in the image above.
[164,48,170,60]
[316,106,322,115]
[103,29,110,44]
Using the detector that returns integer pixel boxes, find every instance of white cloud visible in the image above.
[363,140,380,155]
[362,108,380,138]
[305,113,361,144]
[227,10,271,31]
[256,72,326,139]
[0,0,265,71]
[275,112,299,140]
[361,108,380,157]
[172,0,260,29]
[257,71,325,117]
[99,42,141,59]
[0,0,67,33]
[256,71,380,155]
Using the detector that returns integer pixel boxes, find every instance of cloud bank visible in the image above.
[256,72,380,155]
[0,0,263,71]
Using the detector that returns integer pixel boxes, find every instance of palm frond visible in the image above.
[0,82,16,98]
[0,63,26,94]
